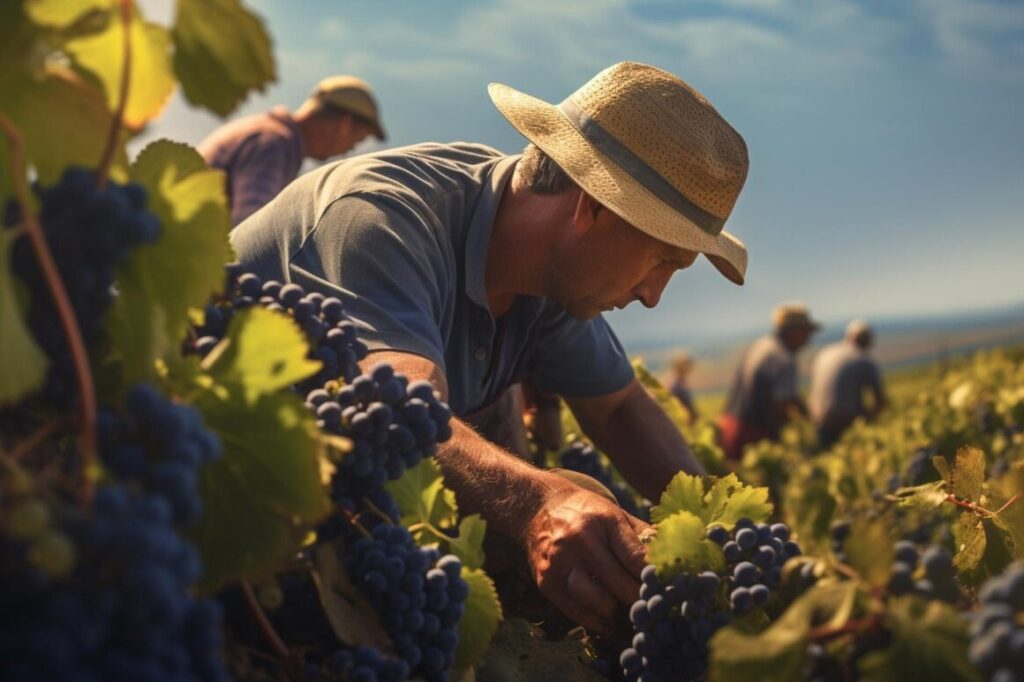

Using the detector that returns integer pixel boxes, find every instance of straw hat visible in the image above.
[310,75,386,140]
[488,62,749,284]
[845,318,873,344]
[772,302,820,332]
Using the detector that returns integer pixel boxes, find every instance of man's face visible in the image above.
[549,194,699,320]
[325,117,372,158]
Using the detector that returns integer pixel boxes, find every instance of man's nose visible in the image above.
[634,267,673,308]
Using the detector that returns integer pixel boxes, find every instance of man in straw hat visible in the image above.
[232,62,750,633]
[667,351,699,423]
[718,303,820,461]
[200,75,386,225]
[808,319,887,449]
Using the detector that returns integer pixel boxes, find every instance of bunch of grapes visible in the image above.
[707,519,803,615]
[8,166,161,404]
[345,524,469,682]
[305,645,410,682]
[559,442,648,520]
[0,483,226,681]
[191,269,367,392]
[619,564,730,682]
[886,541,962,604]
[97,384,222,525]
[309,363,453,513]
[968,561,1024,681]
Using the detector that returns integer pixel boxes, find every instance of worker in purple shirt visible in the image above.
[808,319,887,448]
[199,76,386,225]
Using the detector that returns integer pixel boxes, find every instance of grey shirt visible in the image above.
[723,334,799,436]
[199,106,305,226]
[230,142,634,416]
[808,340,884,430]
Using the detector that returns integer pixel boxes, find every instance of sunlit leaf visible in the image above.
[25,0,109,28]
[647,510,725,576]
[650,471,704,524]
[455,567,502,671]
[0,231,48,404]
[949,446,985,502]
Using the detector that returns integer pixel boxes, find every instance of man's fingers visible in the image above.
[545,568,618,634]
[608,513,650,578]
[586,536,643,606]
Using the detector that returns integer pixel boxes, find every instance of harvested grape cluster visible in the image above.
[192,269,368,392]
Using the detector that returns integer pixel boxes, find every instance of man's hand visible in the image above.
[525,485,649,634]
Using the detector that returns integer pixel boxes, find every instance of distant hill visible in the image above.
[631,302,1024,393]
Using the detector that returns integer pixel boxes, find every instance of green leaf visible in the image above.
[204,307,320,404]
[25,0,109,28]
[65,8,175,129]
[857,597,981,682]
[949,446,985,502]
[650,472,705,524]
[953,511,987,577]
[710,583,858,682]
[171,0,276,116]
[708,473,773,529]
[386,458,458,530]
[476,619,606,682]
[892,481,949,510]
[446,515,487,571]
[187,388,329,589]
[312,540,394,651]
[107,140,231,385]
[455,567,503,672]
[0,68,127,202]
[0,231,48,404]
[932,455,952,483]
[843,517,895,589]
[990,474,1024,561]
[646,511,725,575]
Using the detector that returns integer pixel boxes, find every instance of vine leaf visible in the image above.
[24,0,109,28]
[188,388,329,590]
[447,515,487,571]
[647,510,725,575]
[107,140,231,385]
[710,583,858,681]
[65,7,175,129]
[455,567,503,672]
[953,513,986,575]
[892,481,948,510]
[650,472,705,524]
[171,0,276,116]
[203,307,321,405]
[857,597,981,682]
[989,471,1024,561]
[0,232,48,404]
[312,540,394,651]
[650,472,772,530]
[949,446,985,502]
[387,458,457,530]
[843,517,895,589]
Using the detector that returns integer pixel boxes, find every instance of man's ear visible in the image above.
[572,190,603,233]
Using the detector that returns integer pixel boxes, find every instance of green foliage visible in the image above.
[646,510,726,575]
[650,471,773,529]
[312,540,395,651]
[456,567,504,672]
[0,231,47,404]
[172,0,276,116]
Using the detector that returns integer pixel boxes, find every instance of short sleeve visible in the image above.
[287,194,451,371]
[527,305,634,397]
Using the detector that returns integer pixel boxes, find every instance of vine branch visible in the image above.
[241,580,293,666]
[8,417,65,462]
[0,114,97,506]
[96,0,133,188]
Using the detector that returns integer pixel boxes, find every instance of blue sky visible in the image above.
[138,0,1024,350]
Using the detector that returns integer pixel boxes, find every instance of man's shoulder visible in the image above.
[199,108,297,159]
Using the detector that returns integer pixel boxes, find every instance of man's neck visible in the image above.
[484,166,572,317]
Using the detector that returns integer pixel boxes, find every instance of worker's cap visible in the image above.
[772,302,821,333]
[845,318,873,341]
[311,75,386,140]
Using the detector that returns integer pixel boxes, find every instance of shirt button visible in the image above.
[474,348,487,361]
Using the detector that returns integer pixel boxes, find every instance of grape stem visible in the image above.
[808,614,882,642]
[8,417,65,462]
[360,495,396,525]
[0,114,98,506]
[943,492,1019,518]
[241,580,298,673]
[95,0,133,189]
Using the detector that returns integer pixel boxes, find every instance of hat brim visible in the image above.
[488,82,748,285]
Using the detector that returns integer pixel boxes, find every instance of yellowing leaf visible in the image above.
[949,446,985,502]
[66,10,175,129]
[708,474,773,528]
[650,471,705,523]
[647,511,725,575]
[25,0,109,27]
[204,307,321,404]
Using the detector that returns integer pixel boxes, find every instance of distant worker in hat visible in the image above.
[808,319,887,449]
[667,351,699,423]
[231,62,750,634]
[717,303,820,461]
[199,76,386,225]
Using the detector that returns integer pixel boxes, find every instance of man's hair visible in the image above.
[519,143,574,195]
[310,100,372,128]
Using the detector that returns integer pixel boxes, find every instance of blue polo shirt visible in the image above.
[230,142,635,416]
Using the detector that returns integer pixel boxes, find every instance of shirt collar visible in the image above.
[464,154,520,310]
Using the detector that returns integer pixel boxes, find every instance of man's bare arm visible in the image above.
[565,378,706,502]
[360,350,648,633]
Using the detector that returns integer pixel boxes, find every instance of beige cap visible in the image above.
[311,75,386,140]
[772,302,820,332]
[489,62,750,284]
[846,318,872,342]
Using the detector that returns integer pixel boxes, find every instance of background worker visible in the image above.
[808,319,887,448]
[231,62,752,633]
[718,303,819,461]
[666,351,699,423]
[199,75,386,225]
